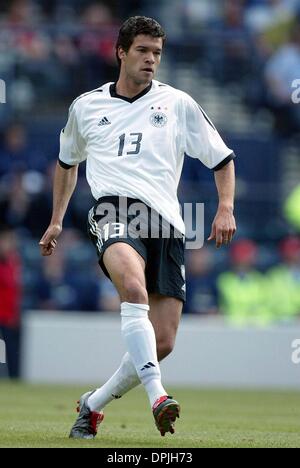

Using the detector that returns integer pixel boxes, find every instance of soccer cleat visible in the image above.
[69,391,104,440]
[152,395,180,436]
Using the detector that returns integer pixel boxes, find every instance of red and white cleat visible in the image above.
[152,395,180,436]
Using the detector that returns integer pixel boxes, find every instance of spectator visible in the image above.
[264,22,300,137]
[78,3,119,88]
[284,182,300,231]
[0,225,22,378]
[217,239,271,326]
[0,172,31,230]
[0,123,48,177]
[266,236,300,322]
[245,0,298,34]
[52,34,81,100]
[185,247,218,315]
[35,230,100,311]
[209,0,254,84]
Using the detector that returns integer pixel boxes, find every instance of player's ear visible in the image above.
[118,46,127,62]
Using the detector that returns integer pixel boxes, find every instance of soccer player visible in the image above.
[39,16,236,439]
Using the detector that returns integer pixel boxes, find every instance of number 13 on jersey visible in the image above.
[118,133,143,157]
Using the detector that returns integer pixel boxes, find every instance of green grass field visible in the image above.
[0,382,299,448]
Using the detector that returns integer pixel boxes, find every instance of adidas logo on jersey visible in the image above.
[98,116,111,126]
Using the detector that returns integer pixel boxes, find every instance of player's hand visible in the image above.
[39,224,62,256]
[207,206,236,249]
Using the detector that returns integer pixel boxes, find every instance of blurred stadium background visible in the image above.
[0,0,300,392]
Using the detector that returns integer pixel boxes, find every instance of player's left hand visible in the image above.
[207,206,236,249]
[39,224,62,256]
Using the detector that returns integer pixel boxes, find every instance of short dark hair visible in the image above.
[115,16,166,67]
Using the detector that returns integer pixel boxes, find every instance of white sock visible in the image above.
[121,302,167,407]
[88,352,140,412]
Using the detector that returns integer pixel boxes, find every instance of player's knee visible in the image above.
[121,278,148,304]
[157,338,175,361]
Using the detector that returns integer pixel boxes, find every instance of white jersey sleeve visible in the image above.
[183,94,234,169]
[59,102,87,166]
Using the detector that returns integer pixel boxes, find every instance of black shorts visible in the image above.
[87,196,186,303]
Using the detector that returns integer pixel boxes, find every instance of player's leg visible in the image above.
[87,242,146,412]
[70,200,182,438]
[142,226,185,435]
[101,242,168,407]
[148,293,183,435]
[69,242,156,440]
[87,293,182,414]
[90,232,185,435]
[149,293,182,360]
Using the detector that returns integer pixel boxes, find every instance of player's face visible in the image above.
[119,35,163,85]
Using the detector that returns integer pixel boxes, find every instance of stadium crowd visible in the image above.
[1,0,300,329]
[1,0,300,135]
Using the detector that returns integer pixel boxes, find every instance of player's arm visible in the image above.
[40,100,86,256]
[39,162,78,256]
[208,160,236,248]
[182,94,237,249]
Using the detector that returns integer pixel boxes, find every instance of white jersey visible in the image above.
[59,80,234,234]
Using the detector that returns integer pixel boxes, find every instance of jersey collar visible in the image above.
[109,82,152,103]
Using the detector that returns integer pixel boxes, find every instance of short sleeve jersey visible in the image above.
[59,80,235,234]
